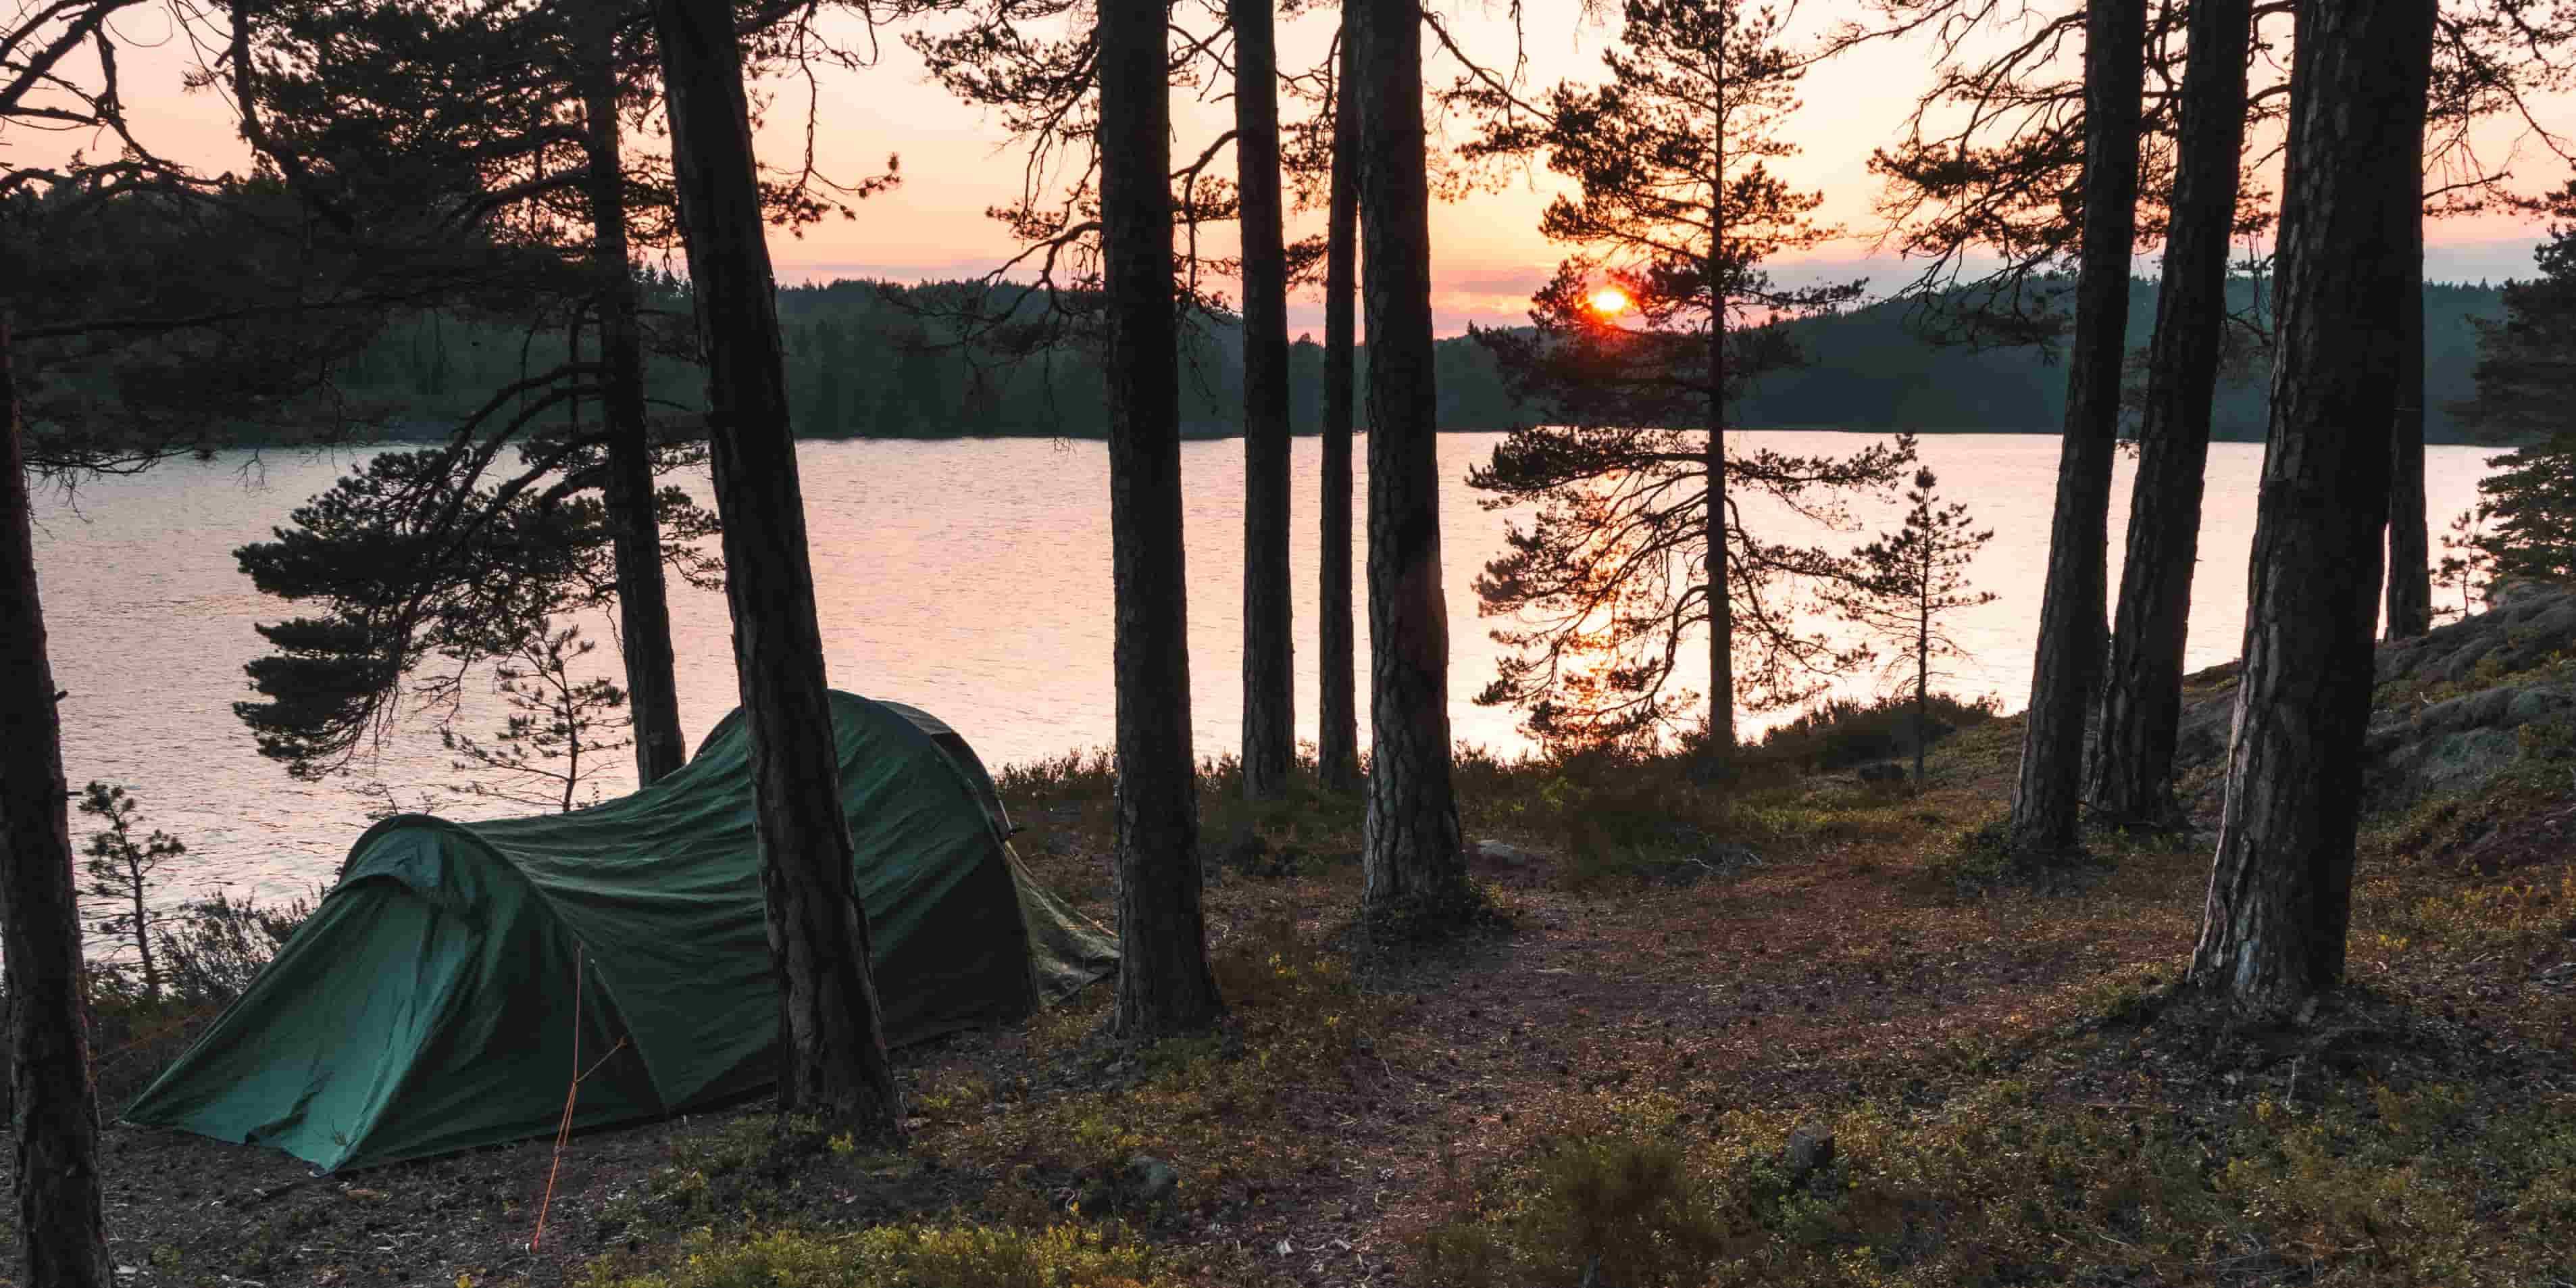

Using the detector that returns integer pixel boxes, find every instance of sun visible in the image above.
[1588,287,1632,316]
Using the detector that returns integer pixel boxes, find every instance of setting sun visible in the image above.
[1588,287,1632,316]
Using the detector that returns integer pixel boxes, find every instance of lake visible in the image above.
[35,431,2498,908]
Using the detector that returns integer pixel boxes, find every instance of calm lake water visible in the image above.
[36,432,2498,908]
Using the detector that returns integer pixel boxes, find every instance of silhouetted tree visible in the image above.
[2387,194,2435,640]
[440,624,634,814]
[1316,23,1361,793]
[2004,0,2144,858]
[2454,181,2576,441]
[1354,0,1472,923]
[1098,0,1224,1037]
[650,0,901,1132]
[1234,0,1295,799]
[2089,0,2254,826]
[1825,468,1996,785]
[77,783,185,1002]
[0,319,109,1288]
[233,442,717,780]
[1464,0,1909,759]
[2190,0,2436,1016]
[2436,505,2497,618]
[577,0,689,781]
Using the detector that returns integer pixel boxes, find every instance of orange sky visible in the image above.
[11,0,2568,335]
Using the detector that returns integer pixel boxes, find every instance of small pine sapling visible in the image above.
[1824,469,1998,784]
[78,783,186,1001]
[443,623,634,813]
[2435,505,2498,621]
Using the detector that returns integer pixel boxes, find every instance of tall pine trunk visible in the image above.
[1234,0,1294,799]
[2088,0,2252,824]
[2006,0,2145,856]
[1915,572,1931,786]
[1704,247,1735,774]
[0,321,113,1288]
[1355,0,1466,917]
[2190,0,2433,1015]
[1100,0,1223,1037]
[649,0,899,1131]
[2386,180,2433,639]
[581,3,686,785]
[1316,26,1361,795]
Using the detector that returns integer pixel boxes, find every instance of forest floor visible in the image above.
[15,661,2576,1287]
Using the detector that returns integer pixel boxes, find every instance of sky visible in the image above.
[11,0,2571,337]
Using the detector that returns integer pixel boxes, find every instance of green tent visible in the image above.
[124,691,1114,1172]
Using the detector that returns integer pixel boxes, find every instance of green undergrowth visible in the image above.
[579,1220,1186,1288]
[1411,1079,2576,1287]
[911,904,1402,1202]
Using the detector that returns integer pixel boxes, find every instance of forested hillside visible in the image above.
[329,276,2509,441]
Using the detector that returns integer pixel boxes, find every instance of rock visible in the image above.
[2174,582,2576,818]
[1782,1124,1836,1187]
[1122,1154,1180,1206]
[1469,839,1542,869]
[2491,576,2555,609]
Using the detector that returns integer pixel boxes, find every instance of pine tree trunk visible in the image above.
[1703,226,1735,774]
[649,0,899,1132]
[583,3,686,786]
[1234,0,1294,799]
[1316,26,1361,795]
[2088,0,2252,825]
[0,321,113,1288]
[1355,0,1467,918]
[1915,580,1930,786]
[2006,0,2145,857]
[2190,0,2433,1016]
[132,878,157,1001]
[1100,0,1223,1037]
[2385,183,2433,639]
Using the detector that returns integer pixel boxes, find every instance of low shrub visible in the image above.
[1410,1079,2576,1288]
[1754,693,2000,773]
[582,1221,1177,1288]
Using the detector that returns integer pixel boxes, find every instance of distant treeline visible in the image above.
[331,276,2510,443]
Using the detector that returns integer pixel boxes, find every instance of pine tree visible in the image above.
[1353,0,1472,922]
[650,0,902,1133]
[78,784,186,1003]
[1233,0,1296,800]
[2455,182,2576,441]
[1099,0,1224,1035]
[2454,190,2576,591]
[1463,0,1910,758]
[1824,470,1996,785]
[2189,0,2436,1016]
[2004,0,2146,858]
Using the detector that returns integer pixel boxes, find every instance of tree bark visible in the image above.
[2385,178,2433,639]
[1315,26,1361,795]
[1,320,113,1288]
[2006,0,2145,856]
[1915,574,1930,786]
[1702,69,1735,776]
[649,0,899,1131]
[1703,261,1735,774]
[2088,0,2252,825]
[582,3,686,786]
[1100,0,1223,1038]
[2190,0,2433,1016]
[1355,0,1467,918]
[1234,0,1294,799]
